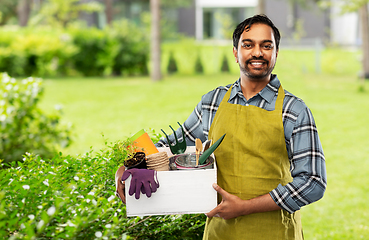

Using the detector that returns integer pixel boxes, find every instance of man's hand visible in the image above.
[205,183,282,220]
[205,183,248,220]
[115,166,126,204]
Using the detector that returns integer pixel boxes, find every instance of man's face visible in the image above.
[233,23,278,81]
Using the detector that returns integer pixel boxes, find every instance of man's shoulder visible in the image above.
[283,90,310,114]
[201,82,234,103]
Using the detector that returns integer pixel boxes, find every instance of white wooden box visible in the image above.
[125,146,217,217]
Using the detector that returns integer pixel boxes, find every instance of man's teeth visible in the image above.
[251,62,263,65]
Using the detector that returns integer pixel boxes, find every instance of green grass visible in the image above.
[38,47,369,239]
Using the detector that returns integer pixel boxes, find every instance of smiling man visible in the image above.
[117,14,327,240]
[154,14,327,239]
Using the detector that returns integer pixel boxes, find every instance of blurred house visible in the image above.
[83,0,361,47]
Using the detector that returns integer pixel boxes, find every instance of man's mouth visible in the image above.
[246,58,268,68]
[250,62,264,67]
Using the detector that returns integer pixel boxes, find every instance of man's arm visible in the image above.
[270,106,327,213]
[206,183,281,219]
[155,101,207,147]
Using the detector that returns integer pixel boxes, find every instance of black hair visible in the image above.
[232,14,281,50]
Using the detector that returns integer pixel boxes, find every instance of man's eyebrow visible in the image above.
[241,39,274,44]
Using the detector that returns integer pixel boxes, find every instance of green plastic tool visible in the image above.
[198,133,226,165]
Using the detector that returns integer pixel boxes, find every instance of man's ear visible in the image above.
[233,47,238,63]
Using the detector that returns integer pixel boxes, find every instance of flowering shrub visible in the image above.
[0,73,72,164]
[0,144,206,239]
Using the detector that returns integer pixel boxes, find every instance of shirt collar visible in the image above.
[230,74,281,103]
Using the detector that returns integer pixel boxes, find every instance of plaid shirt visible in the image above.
[156,75,327,213]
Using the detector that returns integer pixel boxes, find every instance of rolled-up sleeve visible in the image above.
[270,107,327,213]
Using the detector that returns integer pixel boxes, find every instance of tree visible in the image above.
[0,0,19,25]
[330,0,369,79]
[105,0,113,25]
[359,3,369,79]
[31,0,103,28]
[17,0,31,26]
[150,0,162,81]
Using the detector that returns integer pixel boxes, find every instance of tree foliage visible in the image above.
[0,0,20,25]
[30,0,103,28]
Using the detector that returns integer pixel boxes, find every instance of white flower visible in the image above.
[48,171,56,175]
[21,224,25,229]
[88,191,95,196]
[28,214,35,220]
[0,115,6,122]
[43,179,49,186]
[44,190,47,195]
[95,231,102,238]
[47,206,56,216]
[37,205,43,209]
[22,198,25,204]
[37,220,45,229]
[64,159,69,164]
[22,185,30,190]
[5,84,12,91]
[74,176,79,181]
[86,199,91,203]
[105,224,111,229]
[8,178,13,185]
[107,195,115,202]
[92,199,97,206]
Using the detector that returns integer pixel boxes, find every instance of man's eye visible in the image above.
[264,45,273,49]
[242,44,251,48]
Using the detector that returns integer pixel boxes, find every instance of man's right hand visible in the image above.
[115,165,126,204]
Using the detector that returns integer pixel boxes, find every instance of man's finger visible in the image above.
[205,205,220,218]
[212,183,228,199]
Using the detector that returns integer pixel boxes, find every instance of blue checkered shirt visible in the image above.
[155,75,327,213]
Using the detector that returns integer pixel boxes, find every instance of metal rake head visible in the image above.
[161,122,187,155]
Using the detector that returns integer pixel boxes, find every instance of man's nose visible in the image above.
[251,45,263,57]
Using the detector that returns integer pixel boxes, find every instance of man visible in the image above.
[117,14,326,239]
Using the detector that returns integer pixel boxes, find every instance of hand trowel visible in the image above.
[198,133,226,165]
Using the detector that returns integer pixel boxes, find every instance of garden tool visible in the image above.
[198,133,226,165]
[195,138,202,167]
[161,122,187,155]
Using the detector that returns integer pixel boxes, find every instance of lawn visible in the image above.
[38,48,369,239]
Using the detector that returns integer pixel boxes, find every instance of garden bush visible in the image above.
[110,20,149,76]
[0,21,149,78]
[0,73,72,164]
[0,140,206,239]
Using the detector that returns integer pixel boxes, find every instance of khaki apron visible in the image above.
[203,85,303,240]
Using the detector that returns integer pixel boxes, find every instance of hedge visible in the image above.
[0,20,149,78]
[0,73,72,164]
[0,143,206,239]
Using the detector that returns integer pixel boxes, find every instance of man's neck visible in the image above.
[240,76,270,100]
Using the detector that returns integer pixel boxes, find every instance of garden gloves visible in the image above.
[121,168,159,199]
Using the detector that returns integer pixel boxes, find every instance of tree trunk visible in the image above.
[17,0,31,27]
[359,3,369,79]
[150,0,162,81]
[105,0,113,25]
[257,0,265,14]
